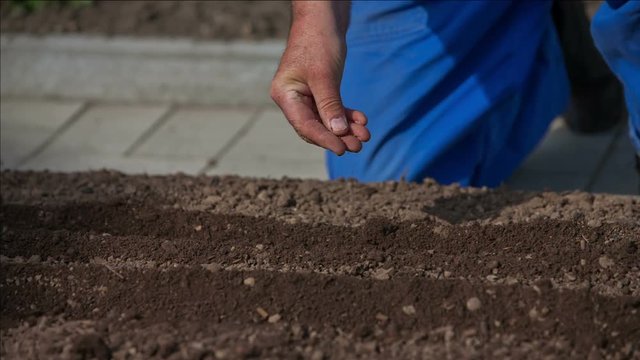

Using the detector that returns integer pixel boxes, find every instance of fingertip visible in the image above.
[355,113,368,126]
[362,131,371,142]
[350,123,371,142]
[332,145,346,156]
[341,135,362,153]
[347,109,368,125]
[352,142,363,153]
[329,139,347,156]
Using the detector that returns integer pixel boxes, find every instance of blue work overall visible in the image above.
[327,0,571,187]
[592,0,640,154]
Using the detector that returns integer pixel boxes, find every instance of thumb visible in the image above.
[309,78,349,136]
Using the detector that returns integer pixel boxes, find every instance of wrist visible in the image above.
[291,1,350,38]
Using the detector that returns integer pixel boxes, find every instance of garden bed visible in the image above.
[1,171,638,359]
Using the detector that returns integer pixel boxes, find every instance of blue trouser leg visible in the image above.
[327,0,570,187]
[592,0,640,154]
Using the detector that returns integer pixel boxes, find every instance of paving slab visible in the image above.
[133,107,255,160]
[506,118,621,192]
[31,103,167,156]
[0,98,84,168]
[209,157,327,180]
[210,108,327,179]
[589,132,640,195]
[506,169,589,192]
[515,118,617,175]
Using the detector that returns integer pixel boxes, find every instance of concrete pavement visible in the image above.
[1,96,637,194]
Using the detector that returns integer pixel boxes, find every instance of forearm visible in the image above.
[290,1,351,41]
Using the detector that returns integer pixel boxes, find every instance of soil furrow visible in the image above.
[2,262,639,358]
[1,255,636,300]
[2,203,638,296]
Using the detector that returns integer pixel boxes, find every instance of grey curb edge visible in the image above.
[0,34,286,106]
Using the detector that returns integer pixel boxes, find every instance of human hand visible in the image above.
[270,2,369,156]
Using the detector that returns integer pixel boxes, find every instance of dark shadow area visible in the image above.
[421,190,536,224]
[552,0,625,134]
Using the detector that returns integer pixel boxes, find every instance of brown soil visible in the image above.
[1,171,639,359]
[0,0,290,40]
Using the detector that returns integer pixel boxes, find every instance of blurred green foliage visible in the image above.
[9,0,92,12]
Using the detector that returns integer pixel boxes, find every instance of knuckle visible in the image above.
[269,83,282,102]
[316,97,343,114]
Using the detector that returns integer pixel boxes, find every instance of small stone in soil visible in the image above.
[275,193,295,208]
[257,191,270,202]
[540,307,550,315]
[486,260,500,270]
[255,307,269,319]
[243,277,256,286]
[466,297,482,311]
[587,219,602,227]
[565,272,577,281]
[201,263,222,272]
[202,195,221,205]
[402,305,416,315]
[311,350,324,360]
[371,267,393,280]
[598,255,615,269]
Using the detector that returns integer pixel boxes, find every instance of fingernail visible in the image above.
[330,116,348,132]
